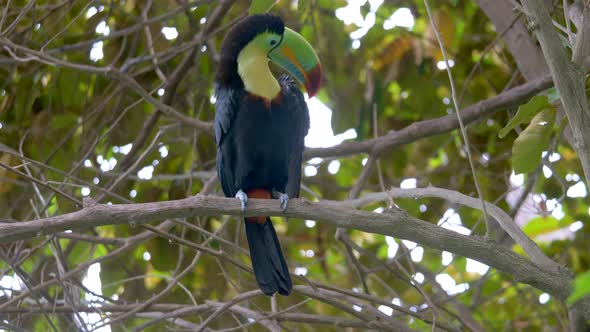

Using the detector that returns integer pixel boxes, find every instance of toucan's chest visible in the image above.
[230,91,298,191]
[235,91,291,135]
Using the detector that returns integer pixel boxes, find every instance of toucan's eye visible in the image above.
[270,39,277,46]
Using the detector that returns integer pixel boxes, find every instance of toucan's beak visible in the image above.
[268,27,322,97]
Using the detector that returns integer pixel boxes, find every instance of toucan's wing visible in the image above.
[214,84,241,197]
[279,75,310,199]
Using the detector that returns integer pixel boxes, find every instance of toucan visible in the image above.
[213,14,322,296]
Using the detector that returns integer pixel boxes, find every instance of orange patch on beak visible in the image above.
[279,47,323,97]
[280,47,307,79]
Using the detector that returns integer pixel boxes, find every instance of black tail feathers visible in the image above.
[244,218,292,296]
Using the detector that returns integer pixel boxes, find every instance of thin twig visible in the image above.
[423,0,492,237]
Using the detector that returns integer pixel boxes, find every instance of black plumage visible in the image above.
[214,15,312,296]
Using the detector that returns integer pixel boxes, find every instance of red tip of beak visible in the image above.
[305,63,323,98]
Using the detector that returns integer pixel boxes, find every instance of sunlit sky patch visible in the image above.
[118,143,133,155]
[335,1,414,49]
[543,151,561,162]
[294,266,308,276]
[437,59,455,70]
[328,160,341,174]
[89,41,104,62]
[0,274,22,297]
[402,239,416,249]
[308,157,323,165]
[386,236,398,258]
[85,6,104,19]
[510,171,525,186]
[548,200,565,220]
[413,272,424,284]
[466,258,489,275]
[95,21,110,36]
[82,263,111,332]
[436,209,489,275]
[137,165,154,180]
[437,208,471,236]
[159,145,169,158]
[378,305,393,316]
[567,181,587,198]
[542,165,552,178]
[305,96,357,148]
[442,251,453,266]
[161,27,178,40]
[436,273,470,295]
[569,221,583,232]
[400,178,417,189]
[410,246,424,262]
[86,7,98,18]
[304,165,317,177]
[384,8,414,30]
[299,249,315,258]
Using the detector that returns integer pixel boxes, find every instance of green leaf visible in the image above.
[567,270,590,304]
[249,0,278,14]
[512,108,555,174]
[499,95,552,138]
[68,242,93,265]
[521,216,562,238]
[547,88,560,103]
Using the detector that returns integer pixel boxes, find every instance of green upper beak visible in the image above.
[268,28,323,97]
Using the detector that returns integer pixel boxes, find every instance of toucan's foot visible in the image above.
[272,190,289,212]
[235,190,248,212]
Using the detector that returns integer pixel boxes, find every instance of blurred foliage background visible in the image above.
[0,0,589,331]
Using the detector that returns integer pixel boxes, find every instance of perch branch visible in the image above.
[0,194,585,318]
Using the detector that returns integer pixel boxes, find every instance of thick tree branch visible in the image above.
[0,303,403,329]
[477,0,550,80]
[304,75,552,159]
[1,194,586,318]
[520,0,590,187]
[572,3,590,69]
[337,186,558,270]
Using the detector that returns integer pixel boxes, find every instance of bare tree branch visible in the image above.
[0,193,585,318]
[520,0,590,187]
[304,75,552,159]
[336,186,558,270]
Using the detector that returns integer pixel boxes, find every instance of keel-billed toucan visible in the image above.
[214,14,322,296]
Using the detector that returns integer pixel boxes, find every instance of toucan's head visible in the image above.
[216,14,322,97]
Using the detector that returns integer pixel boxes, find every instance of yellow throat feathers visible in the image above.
[237,42,281,101]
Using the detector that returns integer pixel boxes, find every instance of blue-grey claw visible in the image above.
[235,190,248,212]
[272,190,289,212]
